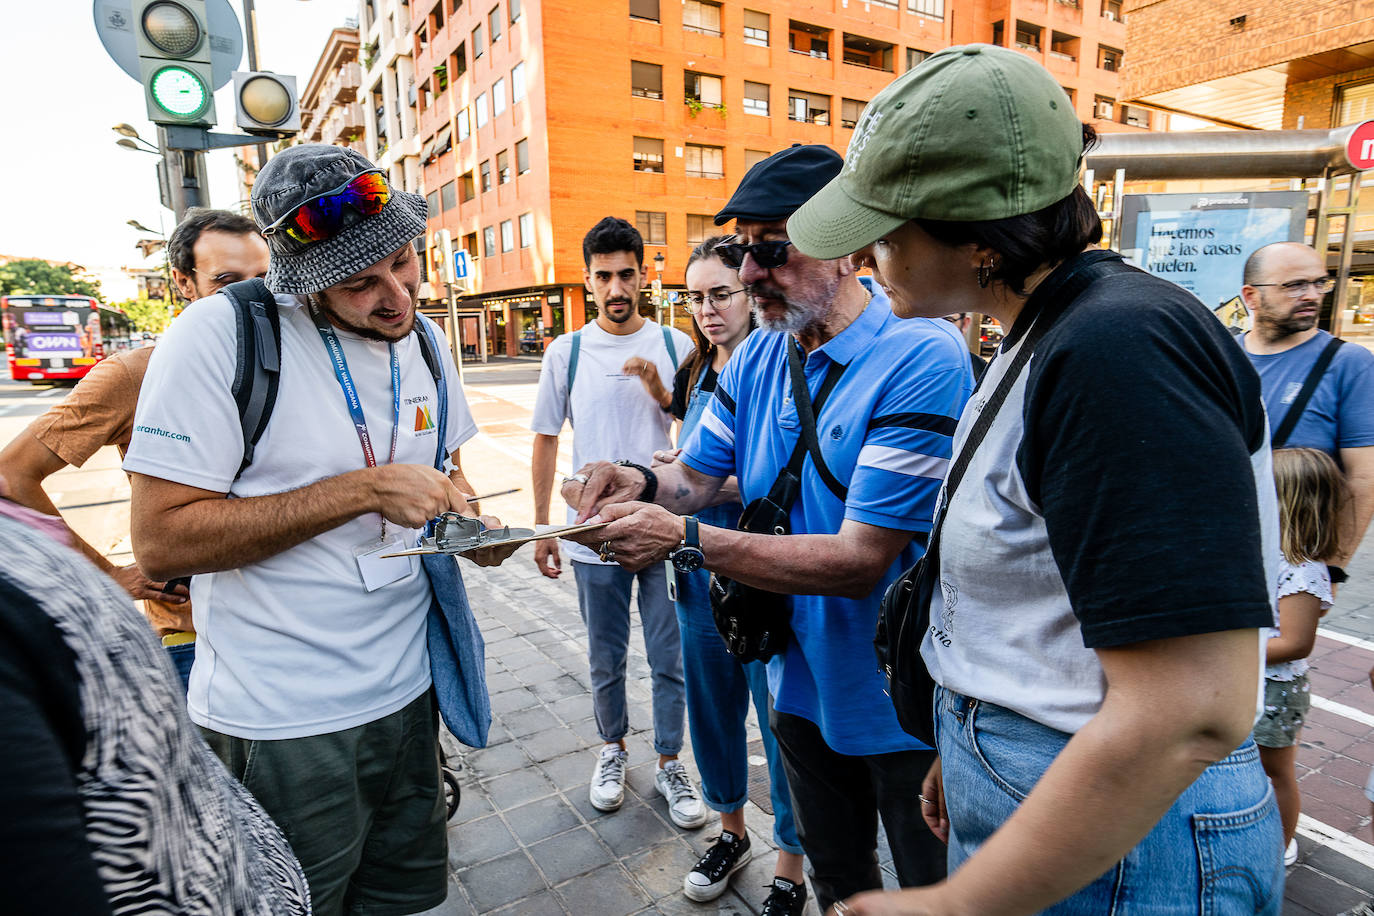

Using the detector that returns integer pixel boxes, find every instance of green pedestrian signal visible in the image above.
[133,0,216,126]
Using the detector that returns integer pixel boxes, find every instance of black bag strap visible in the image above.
[928,252,1132,544]
[223,278,281,480]
[767,344,847,507]
[1271,336,1345,448]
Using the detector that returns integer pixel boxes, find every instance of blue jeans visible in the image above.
[572,560,685,755]
[166,641,195,695]
[937,687,1284,914]
[676,561,803,854]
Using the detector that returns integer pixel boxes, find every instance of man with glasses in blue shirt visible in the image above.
[1240,242,1374,581]
[561,145,972,914]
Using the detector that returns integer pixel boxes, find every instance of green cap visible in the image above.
[788,44,1085,260]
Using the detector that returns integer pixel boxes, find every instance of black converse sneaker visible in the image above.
[683,830,752,902]
[759,877,808,916]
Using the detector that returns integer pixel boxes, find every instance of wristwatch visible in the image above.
[668,516,706,573]
[613,459,658,503]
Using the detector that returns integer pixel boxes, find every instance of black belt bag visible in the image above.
[709,342,847,664]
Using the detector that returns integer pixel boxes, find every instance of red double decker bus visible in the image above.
[0,295,135,383]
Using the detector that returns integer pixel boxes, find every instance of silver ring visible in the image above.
[918,794,931,805]
[564,473,589,486]
[833,903,852,915]
[598,540,615,562]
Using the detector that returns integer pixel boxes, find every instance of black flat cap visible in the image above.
[714,144,844,226]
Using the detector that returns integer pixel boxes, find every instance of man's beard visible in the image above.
[314,292,416,342]
[601,297,636,324]
[749,282,827,334]
[1263,305,1319,338]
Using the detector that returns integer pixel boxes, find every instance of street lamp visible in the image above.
[652,251,666,325]
[113,125,160,154]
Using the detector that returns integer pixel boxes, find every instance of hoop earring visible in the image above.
[976,259,998,289]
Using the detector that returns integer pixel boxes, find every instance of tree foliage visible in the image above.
[0,259,102,301]
[113,295,173,334]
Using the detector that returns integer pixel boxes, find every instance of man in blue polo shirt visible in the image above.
[560,146,972,914]
[1241,241,1374,579]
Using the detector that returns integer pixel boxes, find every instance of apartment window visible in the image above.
[1102,0,1122,21]
[685,143,724,179]
[788,89,830,125]
[516,137,530,173]
[633,136,664,172]
[472,24,484,58]
[489,5,502,41]
[841,98,867,129]
[907,48,930,70]
[500,219,514,251]
[1050,32,1078,62]
[636,210,667,245]
[511,61,526,102]
[683,0,722,36]
[789,21,830,59]
[492,77,507,115]
[1120,104,1151,128]
[631,61,663,99]
[453,42,467,77]
[743,81,769,116]
[1098,45,1123,72]
[1337,81,1374,125]
[1094,95,1115,119]
[480,159,492,191]
[842,34,894,71]
[497,149,512,183]
[630,0,660,21]
[745,148,769,169]
[686,213,713,246]
[685,70,722,106]
[464,232,478,259]
[440,180,456,211]
[909,0,945,17]
[426,190,440,217]
[460,170,475,201]
[450,0,462,13]
[1062,86,1077,106]
[456,106,470,141]
[509,0,521,22]
[483,225,497,257]
[430,0,444,30]
[474,92,489,127]
[1015,22,1042,52]
[434,62,449,93]
[519,212,533,247]
[992,20,1004,46]
[743,9,768,46]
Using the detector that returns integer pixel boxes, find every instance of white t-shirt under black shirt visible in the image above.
[531,319,691,564]
[124,294,477,740]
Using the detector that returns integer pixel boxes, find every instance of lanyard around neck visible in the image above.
[309,305,401,471]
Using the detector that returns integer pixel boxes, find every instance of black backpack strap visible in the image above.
[223,279,281,480]
[1271,336,1345,449]
[786,340,850,502]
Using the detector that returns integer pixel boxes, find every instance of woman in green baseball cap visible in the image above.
[791,44,1285,916]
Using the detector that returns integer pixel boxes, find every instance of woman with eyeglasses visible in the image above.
[651,236,807,914]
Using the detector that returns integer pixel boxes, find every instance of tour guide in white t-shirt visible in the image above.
[124,144,515,916]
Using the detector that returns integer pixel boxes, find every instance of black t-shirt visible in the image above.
[670,361,718,422]
[922,251,1277,733]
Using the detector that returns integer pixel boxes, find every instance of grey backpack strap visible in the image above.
[223,279,281,479]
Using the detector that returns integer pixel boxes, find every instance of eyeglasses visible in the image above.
[684,288,745,313]
[261,170,392,252]
[715,239,793,271]
[1250,276,1336,298]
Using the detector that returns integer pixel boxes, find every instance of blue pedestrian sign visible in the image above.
[454,250,470,280]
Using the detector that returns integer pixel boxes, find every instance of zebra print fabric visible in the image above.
[0,515,311,915]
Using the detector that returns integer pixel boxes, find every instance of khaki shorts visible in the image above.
[202,690,447,916]
[1253,674,1311,749]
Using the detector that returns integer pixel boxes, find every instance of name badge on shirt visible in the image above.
[353,538,415,591]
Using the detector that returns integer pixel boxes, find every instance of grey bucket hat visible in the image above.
[251,144,428,295]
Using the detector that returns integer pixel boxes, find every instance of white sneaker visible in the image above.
[589,744,628,812]
[655,759,707,828]
[1284,837,1298,867]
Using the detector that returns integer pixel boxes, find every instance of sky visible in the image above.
[0,0,356,297]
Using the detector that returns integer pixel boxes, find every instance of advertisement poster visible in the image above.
[1119,192,1309,327]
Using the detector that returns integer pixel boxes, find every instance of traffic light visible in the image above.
[132,0,216,127]
[233,71,301,137]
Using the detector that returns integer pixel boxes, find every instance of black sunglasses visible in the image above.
[715,239,793,271]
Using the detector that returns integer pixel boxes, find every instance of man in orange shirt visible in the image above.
[0,208,269,688]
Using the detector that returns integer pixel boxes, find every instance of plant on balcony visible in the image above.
[433,63,448,92]
[685,96,704,116]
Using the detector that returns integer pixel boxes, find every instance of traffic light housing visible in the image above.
[233,71,301,137]
[133,0,216,127]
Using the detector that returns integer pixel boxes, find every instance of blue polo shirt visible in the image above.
[1243,330,1374,458]
[681,283,973,755]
